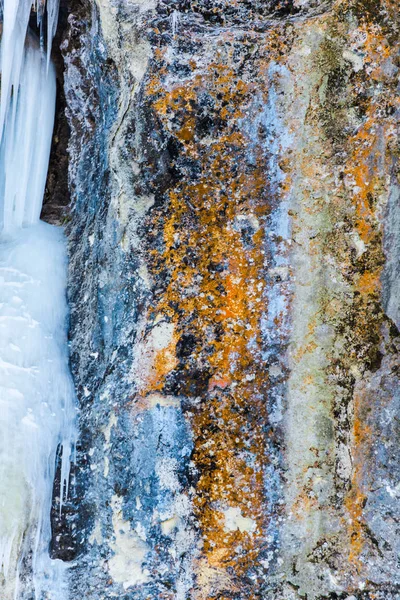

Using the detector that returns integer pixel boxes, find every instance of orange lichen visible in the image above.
[339,20,398,574]
[141,28,292,591]
[344,389,372,568]
[356,271,381,295]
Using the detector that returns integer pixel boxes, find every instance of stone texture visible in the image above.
[58,0,400,598]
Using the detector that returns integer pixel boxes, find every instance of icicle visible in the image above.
[0,8,57,230]
[46,0,59,67]
[0,0,32,138]
[0,38,56,231]
[0,0,60,140]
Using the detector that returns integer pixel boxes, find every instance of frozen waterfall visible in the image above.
[0,1,76,599]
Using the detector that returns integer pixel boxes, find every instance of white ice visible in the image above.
[0,1,75,599]
[0,224,76,599]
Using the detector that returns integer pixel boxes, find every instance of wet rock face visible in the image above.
[60,0,400,598]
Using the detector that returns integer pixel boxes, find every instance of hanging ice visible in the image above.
[0,37,56,230]
[0,1,76,599]
[0,0,60,228]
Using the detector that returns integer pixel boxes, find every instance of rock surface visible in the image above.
[58,0,400,598]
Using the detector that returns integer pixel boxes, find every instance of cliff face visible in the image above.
[59,0,400,598]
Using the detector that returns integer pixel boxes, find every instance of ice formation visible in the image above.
[0,1,76,598]
[0,0,59,228]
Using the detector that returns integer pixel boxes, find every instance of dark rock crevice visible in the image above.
[41,0,71,225]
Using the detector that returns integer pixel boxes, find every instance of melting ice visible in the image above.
[0,1,76,598]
